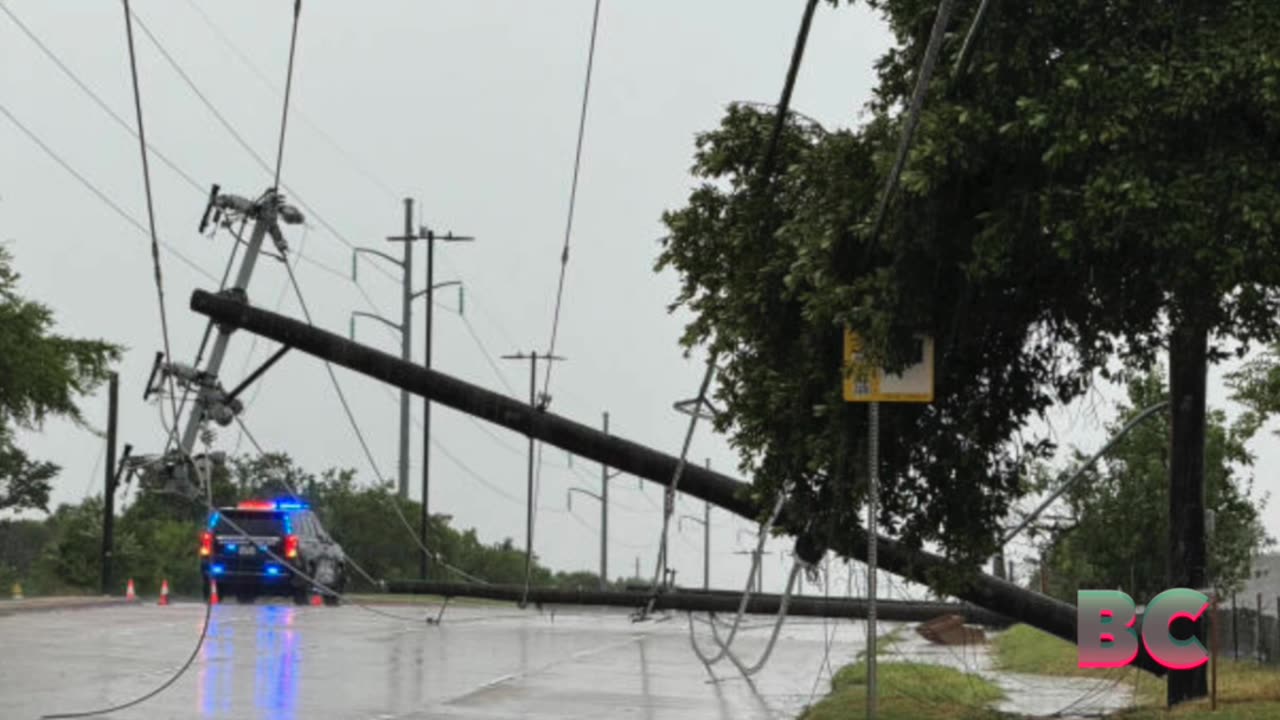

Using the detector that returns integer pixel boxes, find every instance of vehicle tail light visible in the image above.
[284,534,299,559]
[200,531,213,557]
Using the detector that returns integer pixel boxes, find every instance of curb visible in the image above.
[0,597,135,617]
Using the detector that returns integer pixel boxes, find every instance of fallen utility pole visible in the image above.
[385,580,1012,626]
[188,289,1167,676]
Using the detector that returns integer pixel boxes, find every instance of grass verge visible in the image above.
[800,660,1004,720]
[992,623,1280,718]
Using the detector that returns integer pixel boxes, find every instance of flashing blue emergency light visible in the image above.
[275,501,309,511]
[225,544,238,553]
[265,565,281,576]
[211,564,225,575]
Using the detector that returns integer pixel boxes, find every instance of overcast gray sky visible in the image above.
[3,1,1275,596]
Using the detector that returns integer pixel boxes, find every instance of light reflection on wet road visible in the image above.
[0,602,865,719]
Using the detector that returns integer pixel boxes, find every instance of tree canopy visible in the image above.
[0,247,120,512]
[657,0,1280,571]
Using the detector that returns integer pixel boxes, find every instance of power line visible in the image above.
[42,7,206,715]
[0,2,204,194]
[180,0,400,201]
[272,0,302,191]
[539,0,603,398]
[0,102,217,284]
[860,0,959,262]
[125,7,400,288]
[123,0,185,456]
[177,0,522,399]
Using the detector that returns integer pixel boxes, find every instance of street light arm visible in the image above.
[1000,399,1170,546]
[352,247,403,282]
[679,514,706,532]
[410,280,462,302]
[349,311,402,340]
[567,487,603,512]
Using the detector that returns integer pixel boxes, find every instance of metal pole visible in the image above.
[421,217,433,580]
[398,198,413,499]
[601,412,609,589]
[1257,592,1264,662]
[704,463,711,591]
[1211,593,1219,710]
[179,207,273,454]
[526,352,537,590]
[100,372,118,596]
[867,400,880,720]
[1232,593,1239,659]
[703,503,711,590]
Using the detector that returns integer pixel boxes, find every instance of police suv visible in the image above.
[200,499,347,605]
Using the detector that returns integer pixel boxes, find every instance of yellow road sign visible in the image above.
[843,330,934,403]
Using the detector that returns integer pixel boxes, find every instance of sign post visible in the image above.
[843,330,934,720]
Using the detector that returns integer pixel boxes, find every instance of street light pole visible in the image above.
[568,486,606,588]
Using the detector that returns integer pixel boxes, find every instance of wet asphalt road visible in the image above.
[0,600,866,719]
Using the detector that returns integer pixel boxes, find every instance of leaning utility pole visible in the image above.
[502,351,566,594]
[146,186,301,495]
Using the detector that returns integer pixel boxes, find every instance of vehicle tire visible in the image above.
[235,591,257,605]
[323,591,340,607]
[292,588,310,606]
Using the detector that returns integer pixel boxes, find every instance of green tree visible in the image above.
[1034,370,1272,603]
[656,0,1280,579]
[0,247,120,511]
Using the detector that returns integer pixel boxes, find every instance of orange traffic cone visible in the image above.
[125,578,137,601]
[158,579,170,606]
[209,579,220,605]
[309,591,323,607]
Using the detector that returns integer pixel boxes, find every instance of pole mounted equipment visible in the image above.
[143,187,303,497]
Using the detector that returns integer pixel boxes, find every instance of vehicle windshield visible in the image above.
[210,511,286,537]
